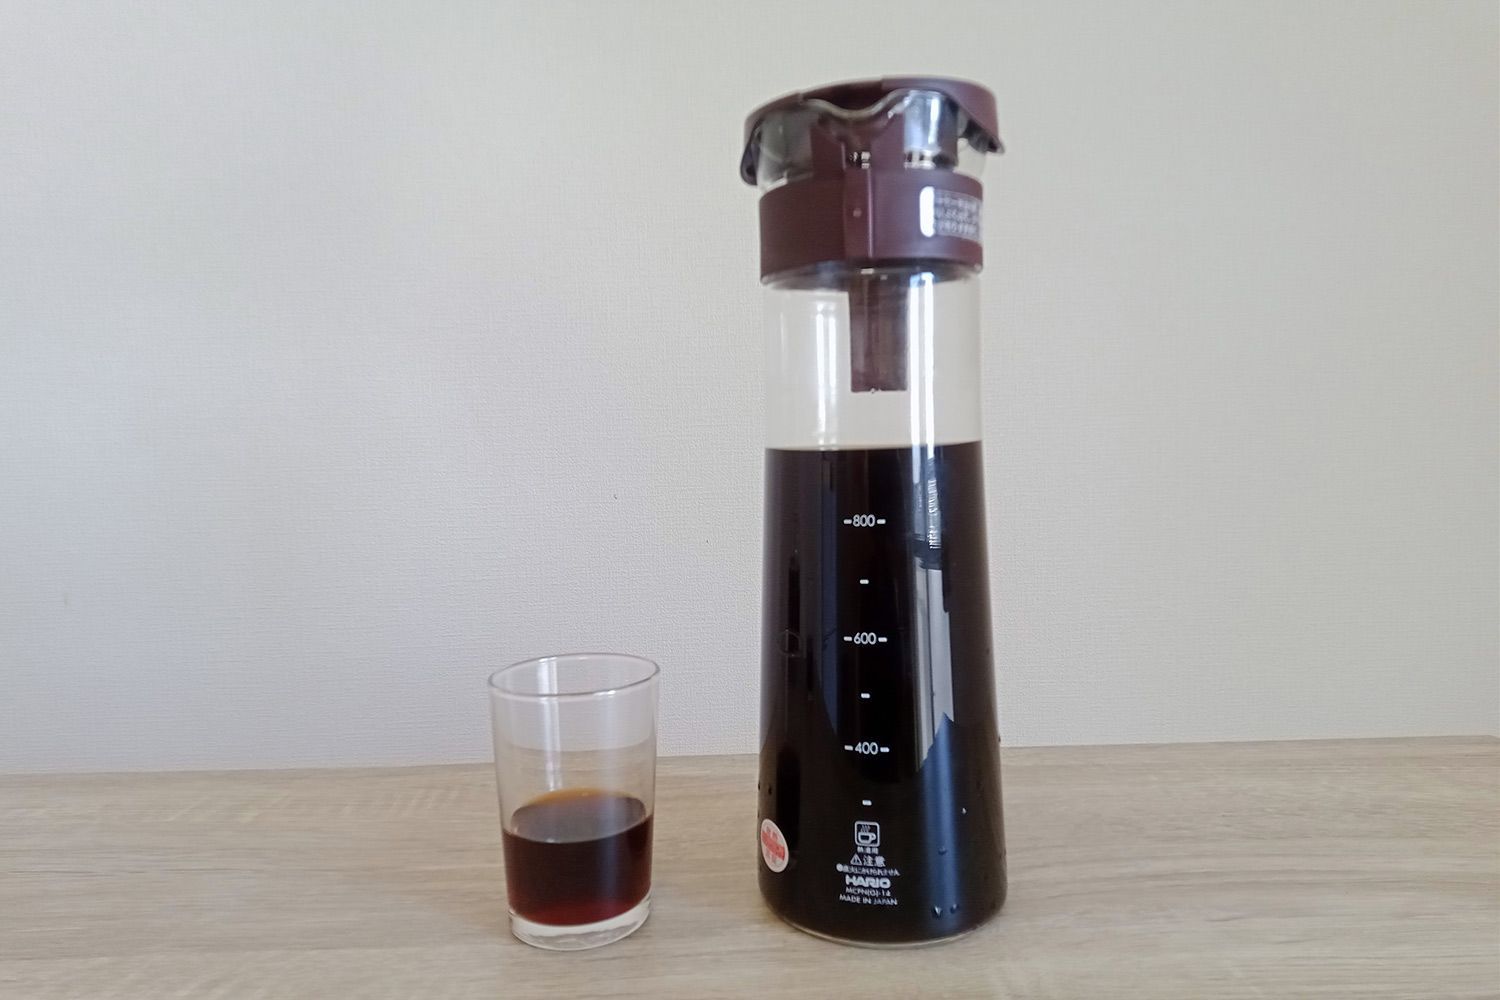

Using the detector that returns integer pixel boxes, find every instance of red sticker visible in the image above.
[760,818,789,872]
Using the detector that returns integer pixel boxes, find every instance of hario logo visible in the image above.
[845,874,892,889]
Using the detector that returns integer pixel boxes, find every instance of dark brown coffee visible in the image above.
[758,441,1006,944]
[502,789,652,926]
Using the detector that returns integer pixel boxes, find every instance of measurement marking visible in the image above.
[879,746,890,753]
[841,518,853,525]
[875,518,887,524]
[859,578,870,585]
[860,692,871,699]
[861,799,872,806]
[877,636,888,643]
[843,744,854,751]
[842,635,853,642]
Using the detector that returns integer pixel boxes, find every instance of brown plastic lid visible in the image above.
[739,77,1004,279]
[740,76,1002,184]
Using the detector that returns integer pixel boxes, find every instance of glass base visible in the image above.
[776,910,989,949]
[509,894,651,951]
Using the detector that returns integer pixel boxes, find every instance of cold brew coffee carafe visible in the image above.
[743,78,1007,946]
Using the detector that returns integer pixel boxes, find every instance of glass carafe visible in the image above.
[743,78,1008,946]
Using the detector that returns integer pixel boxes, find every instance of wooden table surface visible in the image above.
[2,738,1496,999]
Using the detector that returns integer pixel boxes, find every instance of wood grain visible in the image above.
[1,738,1496,999]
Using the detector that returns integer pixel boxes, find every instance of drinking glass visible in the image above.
[489,653,659,950]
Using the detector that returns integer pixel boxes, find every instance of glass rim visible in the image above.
[487,652,660,703]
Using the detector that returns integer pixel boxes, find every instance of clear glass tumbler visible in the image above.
[489,653,660,950]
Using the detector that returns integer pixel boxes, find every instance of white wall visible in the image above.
[1,1,1495,772]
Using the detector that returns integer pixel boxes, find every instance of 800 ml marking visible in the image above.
[842,515,887,526]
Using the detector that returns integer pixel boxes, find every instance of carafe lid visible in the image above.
[740,77,1004,279]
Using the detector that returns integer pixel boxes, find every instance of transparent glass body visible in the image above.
[765,262,983,450]
[758,262,1006,945]
[489,654,659,950]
